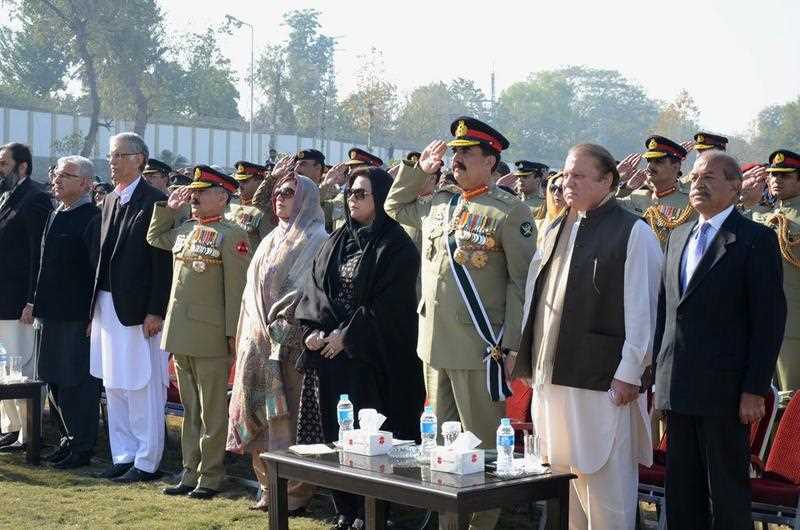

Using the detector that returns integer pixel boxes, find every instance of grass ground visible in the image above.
[0,409,669,529]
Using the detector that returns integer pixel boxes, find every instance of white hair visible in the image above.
[110,132,149,170]
[57,155,94,178]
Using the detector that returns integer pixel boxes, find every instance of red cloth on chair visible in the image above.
[506,379,532,422]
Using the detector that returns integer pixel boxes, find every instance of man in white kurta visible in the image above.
[513,144,663,529]
[89,133,171,482]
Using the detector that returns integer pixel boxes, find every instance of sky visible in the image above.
[121,1,800,137]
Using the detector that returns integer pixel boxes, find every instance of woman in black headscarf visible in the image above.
[295,166,425,529]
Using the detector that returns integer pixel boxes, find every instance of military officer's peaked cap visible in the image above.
[766,150,800,173]
[169,172,192,187]
[642,135,687,160]
[296,149,325,164]
[513,160,549,176]
[232,160,266,181]
[189,165,238,193]
[448,116,510,154]
[694,132,728,152]
[345,148,383,167]
[405,151,421,164]
[142,158,172,176]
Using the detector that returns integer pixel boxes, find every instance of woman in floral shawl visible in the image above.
[226,173,327,512]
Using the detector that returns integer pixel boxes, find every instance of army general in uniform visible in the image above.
[385,117,535,530]
[147,165,252,499]
[619,135,697,247]
[751,149,800,390]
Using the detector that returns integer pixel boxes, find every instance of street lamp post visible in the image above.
[225,14,255,162]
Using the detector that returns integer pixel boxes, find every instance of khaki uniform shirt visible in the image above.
[147,203,252,357]
[385,162,536,370]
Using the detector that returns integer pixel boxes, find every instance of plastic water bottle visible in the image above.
[420,404,438,458]
[496,418,515,473]
[337,394,354,445]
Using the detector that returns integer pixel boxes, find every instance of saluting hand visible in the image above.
[323,162,349,186]
[419,140,447,175]
[495,172,517,190]
[627,168,648,191]
[680,139,695,153]
[617,153,641,182]
[167,186,191,210]
[272,154,297,180]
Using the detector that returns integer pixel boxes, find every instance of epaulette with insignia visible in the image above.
[489,185,521,206]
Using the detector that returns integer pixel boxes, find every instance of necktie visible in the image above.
[682,222,711,292]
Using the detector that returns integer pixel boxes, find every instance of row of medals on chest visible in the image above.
[449,204,497,269]
[178,229,222,273]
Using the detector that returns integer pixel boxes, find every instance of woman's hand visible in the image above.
[304,330,326,351]
[321,329,344,359]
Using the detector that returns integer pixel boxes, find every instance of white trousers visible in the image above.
[551,411,639,530]
[0,320,36,441]
[105,380,166,473]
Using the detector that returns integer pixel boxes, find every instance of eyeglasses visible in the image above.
[53,171,83,180]
[106,152,141,162]
[549,184,563,194]
[273,187,296,199]
[347,188,372,201]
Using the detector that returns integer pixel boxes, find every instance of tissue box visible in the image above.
[430,446,485,475]
[341,429,393,456]
[339,452,393,474]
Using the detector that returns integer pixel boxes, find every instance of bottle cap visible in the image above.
[340,394,349,401]
[501,418,511,426]
[424,405,433,413]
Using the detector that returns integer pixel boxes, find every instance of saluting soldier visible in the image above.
[321,148,383,232]
[226,161,274,248]
[512,160,548,217]
[147,165,252,500]
[293,148,326,184]
[751,149,800,391]
[385,117,534,530]
[142,158,172,195]
[619,135,697,246]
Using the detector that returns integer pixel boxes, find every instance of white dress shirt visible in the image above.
[115,176,141,206]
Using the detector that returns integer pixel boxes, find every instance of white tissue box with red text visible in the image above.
[430,446,485,475]
[341,429,393,456]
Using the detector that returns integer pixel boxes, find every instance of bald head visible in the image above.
[689,151,742,217]
[696,150,742,181]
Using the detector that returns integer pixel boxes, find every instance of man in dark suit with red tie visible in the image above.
[654,150,787,529]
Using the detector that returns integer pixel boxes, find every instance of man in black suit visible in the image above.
[655,150,787,529]
[89,132,172,483]
[0,143,52,450]
[33,155,100,468]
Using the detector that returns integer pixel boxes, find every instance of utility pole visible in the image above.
[225,14,255,160]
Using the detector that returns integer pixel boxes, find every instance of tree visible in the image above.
[283,9,336,137]
[1,0,105,156]
[338,47,398,149]
[254,43,295,143]
[750,97,800,157]
[495,67,659,165]
[394,80,489,147]
[653,89,701,144]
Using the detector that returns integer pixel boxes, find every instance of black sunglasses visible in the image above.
[347,188,372,201]
[549,183,563,194]
[273,187,296,199]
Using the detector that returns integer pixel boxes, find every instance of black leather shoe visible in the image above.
[43,441,71,462]
[187,487,219,500]
[53,452,92,470]
[112,466,160,483]
[0,441,25,452]
[95,462,133,479]
[0,431,18,448]
[288,507,307,517]
[163,483,194,496]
